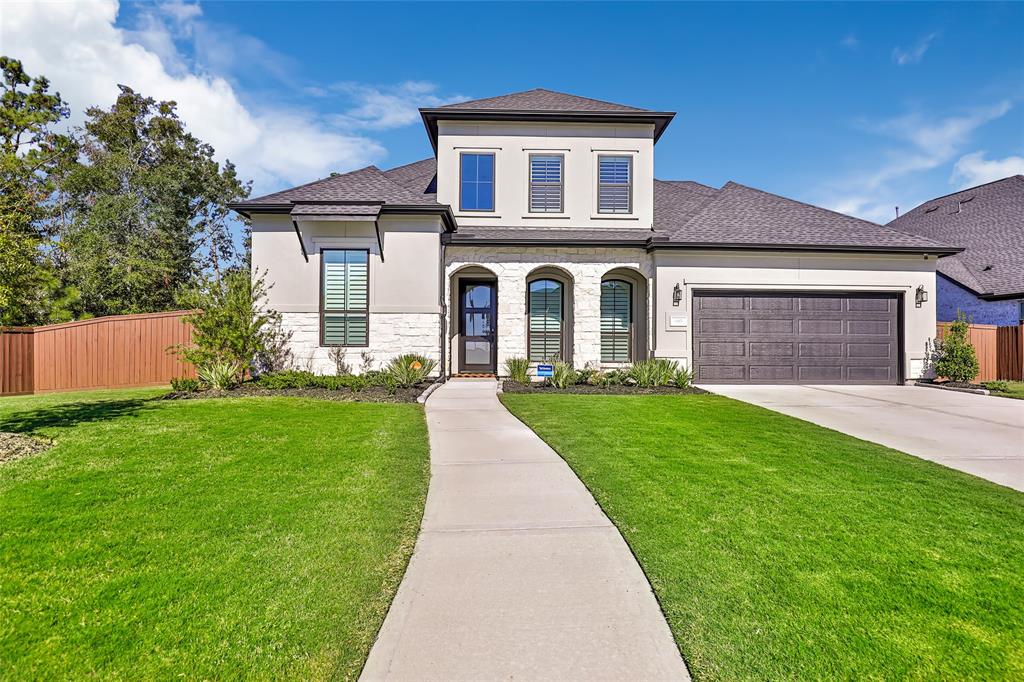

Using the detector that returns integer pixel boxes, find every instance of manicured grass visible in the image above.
[990,381,1024,400]
[501,393,1024,680]
[1,388,429,679]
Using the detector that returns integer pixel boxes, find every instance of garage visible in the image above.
[692,291,901,384]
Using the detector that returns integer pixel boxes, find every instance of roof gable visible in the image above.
[438,88,649,113]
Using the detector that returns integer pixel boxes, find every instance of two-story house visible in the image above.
[231,89,959,384]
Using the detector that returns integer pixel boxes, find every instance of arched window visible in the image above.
[601,280,632,363]
[528,278,563,361]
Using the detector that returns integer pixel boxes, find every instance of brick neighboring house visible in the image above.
[230,88,960,385]
[889,175,1024,326]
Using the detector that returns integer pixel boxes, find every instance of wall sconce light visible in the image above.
[915,285,928,308]
[672,283,682,307]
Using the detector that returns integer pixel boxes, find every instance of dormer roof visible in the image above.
[420,88,675,151]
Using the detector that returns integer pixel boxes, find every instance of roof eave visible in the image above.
[443,234,649,247]
[420,108,676,152]
[647,239,964,256]
[228,201,457,232]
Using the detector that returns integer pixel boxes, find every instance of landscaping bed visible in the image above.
[502,381,706,395]
[165,382,431,403]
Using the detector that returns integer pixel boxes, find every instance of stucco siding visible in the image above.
[937,273,1021,325]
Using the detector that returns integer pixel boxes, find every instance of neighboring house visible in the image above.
[888,176,1024,326]
[230,88,959,385]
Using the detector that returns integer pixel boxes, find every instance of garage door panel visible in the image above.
[699,318,745,334]
[693,291,899,385]
[798,319,843,335]
[749,319,795,334]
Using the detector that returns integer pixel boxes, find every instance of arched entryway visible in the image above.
[449,265,498,374]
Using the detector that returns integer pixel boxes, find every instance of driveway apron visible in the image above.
[360,379,689,681]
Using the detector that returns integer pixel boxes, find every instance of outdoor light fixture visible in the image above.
[915,285,928,308]
[672,283,682,307]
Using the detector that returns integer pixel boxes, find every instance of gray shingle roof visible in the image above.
[438,88,648,112]
[290,203,381,220]
[888,176,1024,297]
[238,165,438,207]
[383,158,437,200]
[654,181,957,252]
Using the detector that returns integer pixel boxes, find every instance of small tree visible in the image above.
[174,270,282,380]
[934,312,980,383]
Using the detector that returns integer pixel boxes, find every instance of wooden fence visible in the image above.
[0,311,196,396]
[936,322,1023,382]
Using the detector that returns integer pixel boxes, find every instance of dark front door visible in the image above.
[692,291,901,384]
[459,280,497,373]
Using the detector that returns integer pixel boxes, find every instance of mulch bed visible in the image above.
[915,379,988,392]
[1,432,54,465]
[501,381,708,395]
[164,384,430,404]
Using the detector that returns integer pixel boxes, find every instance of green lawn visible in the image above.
[989,381,1024,400]
[1,388,429,680]
[501,393,1024,680]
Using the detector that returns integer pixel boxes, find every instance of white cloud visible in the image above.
[952,151,1024,188]
[0,1,387,192]
[840,34,859,49]
[328,81,467,130]
[820,101,1013,222]
[892,32,939,66]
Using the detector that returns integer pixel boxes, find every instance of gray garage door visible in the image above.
[692,291,900,384]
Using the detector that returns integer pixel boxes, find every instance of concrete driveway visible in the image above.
[706,385,1024,492]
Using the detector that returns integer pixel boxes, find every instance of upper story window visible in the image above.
[460,152,495,211]
[598,155,632,214]
[529,154,564,213]
[321,249,369,347]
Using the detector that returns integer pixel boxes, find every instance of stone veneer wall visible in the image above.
[445,246,653,374]
[279,312,441,375]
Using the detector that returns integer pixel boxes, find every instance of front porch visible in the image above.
[444,248,653,376]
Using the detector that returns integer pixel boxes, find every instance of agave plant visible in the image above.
[197,360,244,390]
[549,361,577,389]
[627,359,678,388]
[383,354,438,388]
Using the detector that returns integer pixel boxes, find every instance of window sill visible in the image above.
[591,214,639,221]
[521,214,571,220]
[455,213,502,219]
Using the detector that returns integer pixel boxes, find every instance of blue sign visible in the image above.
[536,364,554,377]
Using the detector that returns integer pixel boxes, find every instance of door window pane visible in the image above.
[465,341,492,365]
[463,283,492,309]
[464,312,492,337]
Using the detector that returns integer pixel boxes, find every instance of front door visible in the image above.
[459,280,497,373]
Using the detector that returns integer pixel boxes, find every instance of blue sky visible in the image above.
[5,1,1023,224]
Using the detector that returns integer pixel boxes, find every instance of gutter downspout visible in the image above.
[374,218,384,262]
[438,239,448,382]
[291,220,309,262]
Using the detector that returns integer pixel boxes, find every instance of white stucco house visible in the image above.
[230,89,959,384]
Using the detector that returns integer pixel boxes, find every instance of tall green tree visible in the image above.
[55,86,250,317]
[0,56,77,325]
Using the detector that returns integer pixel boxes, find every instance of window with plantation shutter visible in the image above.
[528,279,563,361]
[598,156,632,214]
[601,280,631,362]
[321,249,369,346]
[529,154,563,212]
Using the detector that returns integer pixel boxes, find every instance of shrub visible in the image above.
[175,270,283,381]
[383,354,437,388]
[672,366,694,388]
[504,357,531,384]
[575,366,600,386]
[934,313,980,383]
[170,376,200,393]
[598,369,628,387]
[255,370,317,389]
[197,361,243,390]
[628,359,678,387]
[549,361,577,389]
[983,380,1010,393]
[328,346,352,375]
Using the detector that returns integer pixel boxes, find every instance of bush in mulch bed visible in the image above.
[915,379,988,392]
[502,381,707,395]
[1,432,53,465]
[165,383,430,404]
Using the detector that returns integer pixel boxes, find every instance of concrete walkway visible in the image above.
[361,379,689,681]
[708,384,1024,492]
